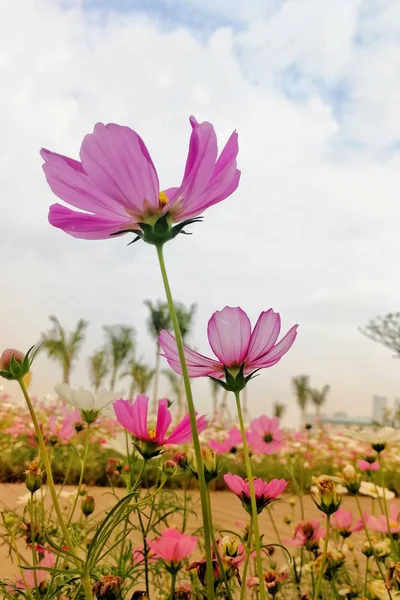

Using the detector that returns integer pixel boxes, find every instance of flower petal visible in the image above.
[80,123,160,215]
[158,330,223,378]
[207,306,251,366]
[48,204,132,240]
[41,149,128,217]
[246,310,281,364]
[166,413,207,445]
[249,324,298,369]
[155,398,172,443]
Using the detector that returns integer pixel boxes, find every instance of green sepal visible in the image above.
[208,365,261,393]
[109,214,203,247]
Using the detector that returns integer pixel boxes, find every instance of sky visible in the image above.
[1,0,400,425]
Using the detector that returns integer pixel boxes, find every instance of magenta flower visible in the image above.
[247,416,284,455]
[209,427,242,455]
[148,528,197,565]
[368,505,400,534]
[113,395,207,458]
[41,117,240,243]
[330,508,363,538]
[357,458,380,473]
[224,473,287,514]
[159,306,298,391]
[285,520,325,550]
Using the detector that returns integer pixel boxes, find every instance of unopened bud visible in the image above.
[162,460,178,476]
[93,575,123,600]
[283,515,292,525]
[81,494,95,516]
[311,475,342,515]
[0,349,27,381]
[25,464,42,493]
[187,448,218,483]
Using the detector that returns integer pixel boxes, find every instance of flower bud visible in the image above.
[25,464,43,493]
[341,464,361,495]
[311,475,342,515]
[283,515,292,525]
[162,460,178,476]
[81,494,95,516]
[131,593,148,600]
[0,349,27,381]
[187,448,218,483]
[93,575,123,600]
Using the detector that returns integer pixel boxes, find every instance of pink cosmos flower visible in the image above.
[330,508,363,537]
[132,544,157,566]
[209,427,242,455]
[148,528,197,565]
[113,395,207,458]
[17,550,55,589]
[248,416,284,455]
[224,473,288,514]
[42,117,240,240]
[368,505,400,534]
[357,459,380,473]
[159,307,298,385]
[285,520,325,550]
[47,413,76,443]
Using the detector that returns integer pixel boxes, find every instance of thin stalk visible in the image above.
[314,514,330,599]
[18,379,93,600]
[355,494,393,599]
[67,424,91,526]
[377,454,397,558]
[240,518,253,600]
[29,494,40,599]
[205,487,233,600]
[364,556,369,596]
[234,390,266,600]
[169,570,177,600]
[155,244,214,599]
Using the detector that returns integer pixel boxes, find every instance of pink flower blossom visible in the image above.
[209,427,242,454]
[248,416,284,455]
[17,550,55,589]
[42,117,240,240]
[47,413,76,442]
[224,473,287,514]
[159,307,297,385]
[285,520,325,550]
[368,504,400,534]
[148,528,197,564]
[357,459,380,473]
[330,508,363,537]
[132,544,156,566]
[113,395,207,457]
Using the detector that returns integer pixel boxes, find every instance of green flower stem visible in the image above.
[234,390,266,600]
[364,556,369,597]
[355,494,393,599]
[67,424,91,527]
[377,454,398,559]
[169,570,177,600]
[155,244,214,599]
[29,493,40,599]
[205,486,234,600]
[314,513,330,599]
[18,378,93,600]
[240,518,253,600]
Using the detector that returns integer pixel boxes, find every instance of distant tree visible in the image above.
[310,385,330,418]
[144,300,172,410]
[273,402,286,419]
[103,325,135,390]
[174,302,197,342]
[163,369,184,419]
[41,316,88,384]
[291,375,310,427]
[89,348,109,392]
[360,312,400,356]
[122,361,154,400]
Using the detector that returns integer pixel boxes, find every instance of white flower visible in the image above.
[369,579,400,599]
[359,481,395,500]
[310,483,348,496]
[55,383,123,416]
[345,427,400,446]
[106,432,135,457]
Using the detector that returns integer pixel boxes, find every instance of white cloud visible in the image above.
[1,0,400,425]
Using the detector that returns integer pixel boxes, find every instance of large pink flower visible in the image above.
[209,427,242,455]
[42,117,240,241]
[248,416,284,455]
[159,307,298,387]
[224,473,287,514]
[148,528,197,565]
[113,395,207,458]
[368,505,400,534]
[330,507,363,537]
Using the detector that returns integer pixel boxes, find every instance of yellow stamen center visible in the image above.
[147,428,157,441]
[159,191,169,206]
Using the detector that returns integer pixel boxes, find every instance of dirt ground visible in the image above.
[0,484,397,581]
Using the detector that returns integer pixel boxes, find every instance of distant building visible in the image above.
[372,396,387,423]
[320,415,374,427]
